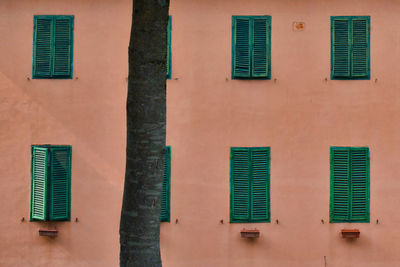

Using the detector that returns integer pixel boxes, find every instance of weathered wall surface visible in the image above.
[2,0,400,266]
[163,0,400,266]
[0,0,130,266]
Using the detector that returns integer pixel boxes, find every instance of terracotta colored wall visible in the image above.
[163,0,400,266]
[0,0,130,266]
[2,0,400,266]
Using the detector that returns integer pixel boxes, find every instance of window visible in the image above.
[230,147,270,223]
[330,147,370,223]
[232,16,271,79]
[331,16,370,80]
[160,146,171,222]
[167,16,172,79]
[30,145,72,221]
[33,15,74,79]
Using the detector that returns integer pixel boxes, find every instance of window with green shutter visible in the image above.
[232,16,271,79]
[167,16,172,79]
[33,15,74,79]
[330,147,370,223]
[30,145,72,221]
[331,16,370,80]
[230,147,270,223]
[161,146,171,222]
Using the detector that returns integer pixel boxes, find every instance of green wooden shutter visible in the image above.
[53,16,73,77]
[49,146,71,221]
[250,148,270,222]
[350,148,369,222]
[161,146,171,222]
[230,148,250,221]
[332,18,350,78]
[33,17,53,78]
[351,18,369,78]
[167,16,172,79]
[330,147,350,222]
[232,17,251,78]
[31,147,49,221]
[252,18,269,78]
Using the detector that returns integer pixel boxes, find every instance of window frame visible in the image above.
[32,15,74,79]
[231,15,271,80]
[330,16,370,80]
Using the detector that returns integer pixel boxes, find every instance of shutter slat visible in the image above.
[53,18,73,77]
[31,147,48,221]
[250,148,270,221]
[160,147,171,222]
[167,16,172,79]
[331,148,350,222]
[252,19,268,77]
[332,19,350,78]
[352,19,369,77]
[33,18,52,77]
[49,146,71,221]
[231,148,250,221]
[233,18,251,77]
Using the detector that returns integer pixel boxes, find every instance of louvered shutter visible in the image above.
[53,17,73,77]
[31,147,49,221]
[330,147,350,222]
[231,148,250,221]
[167,16,172,79]
[233,18,251,78]
[250,148,270,221]
[252,18,269,78]
[49,146,71,221]
[350,148,369,222]
[332,18,350,78]
[161,146,171,222]
[33,17,52,77]
[351,18,369,78]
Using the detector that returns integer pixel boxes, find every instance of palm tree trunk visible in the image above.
[120,0,169,266]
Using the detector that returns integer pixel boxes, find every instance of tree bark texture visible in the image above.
[120,1,169,266]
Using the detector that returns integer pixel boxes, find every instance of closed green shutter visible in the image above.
[167,16,172,79]
[33,15,73,79]
[330,147,350,222]
[161,146,171,222]
[49,146,71,221]
[231,148,250,221]
[33,17,53,77]
[31,147,49,221]
[250,148,270,221]
[330,147,369,223]
[351,18,369,78]
[331,16,370,79]
[53,17,73,77]
[350,148,369,222]
[332,18,350,78]
[252,18,269,78]
[233,18,251,78]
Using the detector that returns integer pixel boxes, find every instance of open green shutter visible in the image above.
[49,146,71,221]
[233,17,251,78]
[332,18,350,78]
[31,147,49,221]
[167,16,172,79]
[252,18,269,78]
[330,147,350,222]
[33,17,52,78]
[161,146,171,222]
[350,148,369,222]
[53,16,73,77]
[351,18,369,78]
[231,148,250,221]
[250,148,270,221]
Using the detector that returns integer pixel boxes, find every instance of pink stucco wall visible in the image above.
[2,0,400,266]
